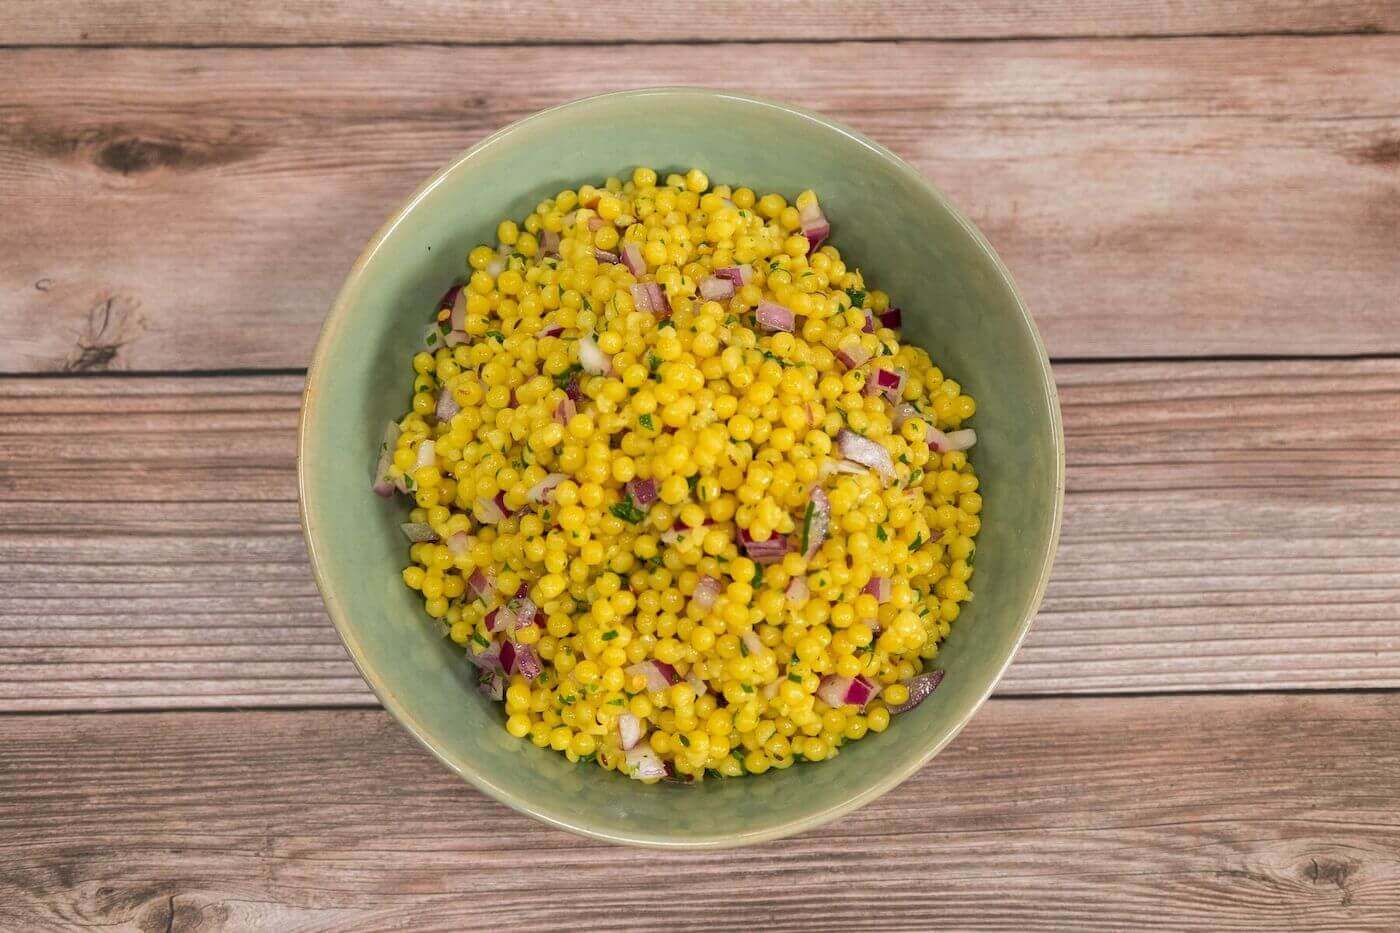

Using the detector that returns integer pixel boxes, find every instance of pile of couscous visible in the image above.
[373,167,980,782]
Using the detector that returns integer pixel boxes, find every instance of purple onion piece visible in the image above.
[888,670,945,714]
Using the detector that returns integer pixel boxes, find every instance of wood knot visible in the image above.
[1353,138,1400,168]
[97,137,190,175]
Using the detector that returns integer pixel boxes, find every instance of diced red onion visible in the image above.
[372,421,400,497]
[866,368,907,404]
[578,334,613,375]
[507,593,538,630]
[715,264,754,287]
[799,199,830,251]
[699,275,736,301]
[626,660,681,693]
[553,396,577,426]
[484,605,516,633]
[785,575,809,605]
[467,640,500,671]
[435,389,460,423]
[527,473,566,504]
[620,242,646,277]
[475,496,507,525]
[837,429,895,483]
[438,284,463,313]
[862,310,876,334]
[755,301,795,333]
[540,324,566,339]
[513,645,542,681]
[816,674,882,709]
[802,487,830,559]
[926,426,978,453]
[692,575,722,612]
[400,522,438,543]
[498,639,516,673]
[888,670,945,714]
[587,215,605,231]
[467,568,494,601]
[563,373,582,401]
[446,531,471,556]
[477,668,505,701]
[618,712,643,750]
[835,340,872,370]
[863,576,892,603]
[539,229,561,257]
[879,307,902,330]
[625,477,657,506]
[738,527,790,564]
[626,745,667,780]
[644,282,669,317]
[594,248,619,264]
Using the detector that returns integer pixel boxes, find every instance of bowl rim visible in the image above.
[298,86,1065,849]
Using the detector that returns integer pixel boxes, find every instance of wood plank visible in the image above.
[2,37,1398,372]
[6,0,1398,45]
[2,694,1399,929]
[2,359,1397,710]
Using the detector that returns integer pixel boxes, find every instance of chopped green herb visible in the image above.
[898,453,911,465]
[471,632,489,648]
[552,363,582,390]
[845,288,867,308]
[739,640,749,658]
[751,563,764,589]
[908,468,924,486]
[686,473,700,493]
[741,683,754,693]
[485,330,505,343]
[602,630,619,641]
[610,496,647,524]
[656,318,676,330]
[678,734,691,747]
[608,696,626,706]
[910,533,924,551]
[788,672,803,683]
[402,474,416,491]
[647,353,662,376]
[876,525,888,542]
[638,413,654,430]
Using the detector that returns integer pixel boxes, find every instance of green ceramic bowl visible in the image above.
[299,88,1063,848]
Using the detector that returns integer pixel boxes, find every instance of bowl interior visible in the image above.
[300,89,1062,847]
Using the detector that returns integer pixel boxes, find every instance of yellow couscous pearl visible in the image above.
[390,167,979,782]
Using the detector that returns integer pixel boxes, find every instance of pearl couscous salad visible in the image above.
[373,167,981,783]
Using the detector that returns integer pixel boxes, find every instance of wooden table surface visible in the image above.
[3,2,1400,929]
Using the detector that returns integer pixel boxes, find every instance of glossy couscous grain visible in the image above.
[373,167,981,782]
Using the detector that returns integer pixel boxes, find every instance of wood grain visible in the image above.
[2,358,1397,710]
[3,37,1399,372]
[6,0,1398,46]
[2,693,1399,930]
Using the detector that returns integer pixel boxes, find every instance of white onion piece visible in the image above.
[474,496,507,525]
[926,426,977,453]
[740,630,766,658]
[834,338,872,370]
[414,439,436,471]
[554,397,576,426]
[785,575,809,605]
[486,255,506,277]
[476,668,505,701]
[468,641,501,671]
[399,522,438,543]
[755,301,795,333]
[888,670,945,714]
[578,334,613,375]
[692,575,722,612]
[686,672,709,697]
[626,745,667,780]
[526,473,566,504]
[435,389,459,423]
[802,487,830,558]
[892,403,919,429]
[484,605,517,633]
[594,248,619,264]
[618,712,644,750]
[513,645,542,681]
[449,288,469,330]
[629,282,654,313]
[372,421,400,497]
[467,568,494,601]
[762,679,781,701]
[540,229,561,257]
[446,531,472,556]
[620,243,646,277]
[443,329,468,347]
[799,199,830,250]
[837,429,895,483]
[587,215,605,231]
[699,275,736,301]
[818,458,869,481]
[643,283,669,316]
